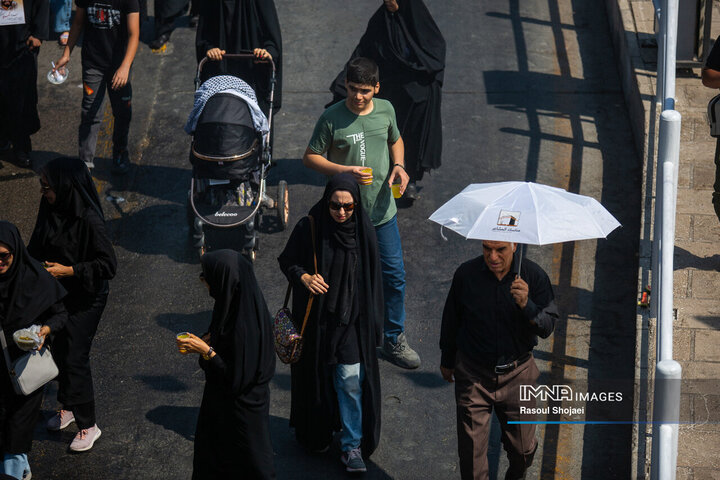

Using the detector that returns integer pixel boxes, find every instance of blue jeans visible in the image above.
[3,452,29,479]
[51,0,72,33]
[334,363,364,452]
[374,215,406,343]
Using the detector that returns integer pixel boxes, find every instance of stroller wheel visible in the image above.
[277,180,289,230]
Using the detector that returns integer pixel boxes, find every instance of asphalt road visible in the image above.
[1,1,641,478]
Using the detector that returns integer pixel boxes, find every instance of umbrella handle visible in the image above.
[515,243,524,278]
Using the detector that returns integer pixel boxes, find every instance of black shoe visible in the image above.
[405,182,419,200]
[112,150,131,174]
[149,34,169,50]
[14,149,31,168]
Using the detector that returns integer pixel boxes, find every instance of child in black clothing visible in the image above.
[54,0,139,173]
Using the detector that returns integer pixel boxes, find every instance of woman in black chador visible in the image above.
[329,0,446,199]
[278,173,384,473]
[0,221,67,479]
[176,249,276,479]
[27,157,117,453]
[195,0,282,115]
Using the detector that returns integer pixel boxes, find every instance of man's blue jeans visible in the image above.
[374,215,406,343]
[51,0,72,33]
[334,363,364,452]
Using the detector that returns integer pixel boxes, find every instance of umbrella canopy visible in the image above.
[428,181,621,245]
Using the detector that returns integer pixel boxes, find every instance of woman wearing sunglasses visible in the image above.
[278,173,384,473]
[27,157,117,453]
[0,221,67,479]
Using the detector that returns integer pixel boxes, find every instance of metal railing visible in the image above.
[649,1,683,479]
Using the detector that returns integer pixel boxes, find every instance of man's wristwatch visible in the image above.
[202,347,214,361]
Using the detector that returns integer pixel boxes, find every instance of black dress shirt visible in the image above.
[439,254,558,369]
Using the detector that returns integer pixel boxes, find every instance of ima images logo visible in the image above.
[520,385,573,402]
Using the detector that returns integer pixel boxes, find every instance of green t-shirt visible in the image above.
[308,98,401,226]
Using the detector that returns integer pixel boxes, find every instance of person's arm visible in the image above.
[36,301,68,348]
[27,0,49,50]
[439,271,461,382]
[303,147,351,176]
[387,136,409,193]
[702,68,720,88]
[111,11,139,90]
[510,273,559,338]
[55,7,86,69]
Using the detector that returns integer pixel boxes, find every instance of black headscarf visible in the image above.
[318,175,360,325]
[27,157,116,297]
[196,0,283,110]
[0,221,65,334]
[201,250,275,395]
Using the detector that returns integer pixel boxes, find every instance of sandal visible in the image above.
[58,31,69,47]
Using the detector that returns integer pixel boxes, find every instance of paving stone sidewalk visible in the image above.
[607,0,720,477]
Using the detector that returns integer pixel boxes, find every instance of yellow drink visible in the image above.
[360,167,373,185]
[392,183,402,199]
[177,332,190,353]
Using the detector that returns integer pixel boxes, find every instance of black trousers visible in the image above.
[53,292,108,429]
[0,371,44,454]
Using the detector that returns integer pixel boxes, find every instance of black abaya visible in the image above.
[329,0,445,182]
[0,0,48,148]
[278,174,384,456]
[27,157,116,426]
[0,221,67,454]
[195,0,282,113]
[192,250,275,479]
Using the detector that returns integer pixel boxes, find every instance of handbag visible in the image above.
[274,215,317,364]
[0,325,59,396]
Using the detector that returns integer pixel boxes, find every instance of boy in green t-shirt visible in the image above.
[303,57,420,371]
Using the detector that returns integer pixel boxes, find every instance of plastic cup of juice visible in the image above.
[176,332,190,353]
[392,182,402,199]
[360,167,373,185]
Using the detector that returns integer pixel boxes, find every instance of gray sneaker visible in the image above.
[341,447,367,473]
[381,332,421,369]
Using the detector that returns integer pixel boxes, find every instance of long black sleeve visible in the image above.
[72,210,117,293]
[439,271,459,369]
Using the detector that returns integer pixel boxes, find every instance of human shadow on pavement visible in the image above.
[400,370,447,389]
[135,374,190,392]
[266,158,326,187]
[673,246,720,271]
[146,405,198,441]
[92,162,191,206]
[106,204,198,264]
[156,311,211,334]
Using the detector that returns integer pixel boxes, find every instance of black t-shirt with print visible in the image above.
[76,0,139,71]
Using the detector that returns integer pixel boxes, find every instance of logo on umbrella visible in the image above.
[497,210,520,227]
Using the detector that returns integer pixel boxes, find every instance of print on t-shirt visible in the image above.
[87,3,121,29]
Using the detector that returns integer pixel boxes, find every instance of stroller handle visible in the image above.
[197,52,276,78]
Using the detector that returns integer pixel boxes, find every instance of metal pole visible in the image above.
[657,110,681,362]
[655,0,665,105]
[663,0,679,110]
[650,360,682,480]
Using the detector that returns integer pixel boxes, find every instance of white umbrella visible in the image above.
[428,181,621,273]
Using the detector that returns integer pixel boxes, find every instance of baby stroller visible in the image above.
[186,53,289,261]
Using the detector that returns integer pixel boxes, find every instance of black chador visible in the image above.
[192,250,276,479]
[195,0,282,113]
[278,174,384,456]
[329,0,446,183]
[0,0,49,158]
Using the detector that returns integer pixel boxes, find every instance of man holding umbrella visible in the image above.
[439,240,558,480]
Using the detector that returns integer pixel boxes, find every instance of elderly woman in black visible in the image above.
[27,157,116,453]
[278,173,384,473]
[176,249,276,479]
[0,221,67,480]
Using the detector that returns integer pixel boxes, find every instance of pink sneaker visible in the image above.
[47,410,75,431]
[69,424,102,452]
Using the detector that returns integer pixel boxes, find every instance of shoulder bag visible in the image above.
[274,215,317,364]
[0,325,59,396]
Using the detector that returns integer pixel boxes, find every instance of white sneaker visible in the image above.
[69,424,102,452]
[47,409,75,431]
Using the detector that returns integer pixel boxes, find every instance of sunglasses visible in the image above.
[0,251,12,262]
[329,201,356,212]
